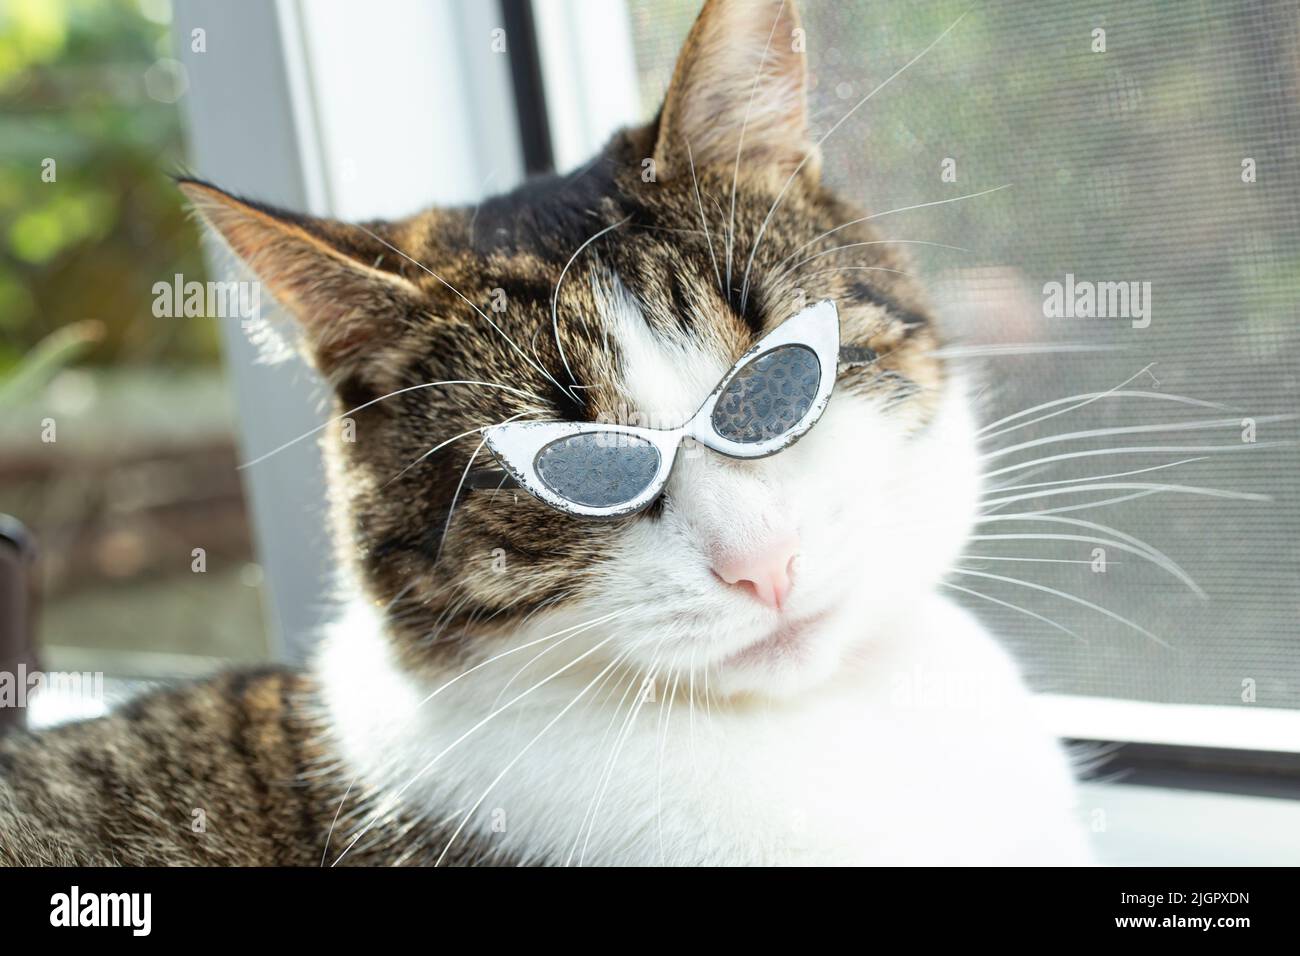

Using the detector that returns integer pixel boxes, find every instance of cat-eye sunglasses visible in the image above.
[479,300,874,519]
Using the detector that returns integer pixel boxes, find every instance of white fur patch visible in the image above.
[591,274,729,427]
[316,585,1091,865]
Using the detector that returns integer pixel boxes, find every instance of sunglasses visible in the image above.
[477,300,874,518]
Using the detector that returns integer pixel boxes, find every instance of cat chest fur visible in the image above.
[316,596,1091,866]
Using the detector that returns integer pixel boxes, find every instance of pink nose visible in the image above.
[711,534,800,610]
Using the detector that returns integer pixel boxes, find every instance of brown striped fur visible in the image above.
[0,670,514,866]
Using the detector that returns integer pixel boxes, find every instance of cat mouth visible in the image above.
[722,611,831,668]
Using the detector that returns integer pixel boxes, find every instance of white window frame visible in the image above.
[529,0,641,172]
[1037,694,1300,754]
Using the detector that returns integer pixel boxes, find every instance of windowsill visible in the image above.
[1036,693,1300,753]
[25,675,158,731]
[1082,782,1300,865]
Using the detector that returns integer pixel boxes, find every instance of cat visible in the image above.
[0,0,1091,866]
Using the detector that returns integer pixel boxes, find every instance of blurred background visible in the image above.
[1,0,1297,719]
[0,0,267,687]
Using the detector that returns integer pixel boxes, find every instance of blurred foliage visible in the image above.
[0,0,214,373]
[0,317,100,406]
[0,0,261,670]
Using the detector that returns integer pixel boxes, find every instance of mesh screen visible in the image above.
[626,0,1300,709]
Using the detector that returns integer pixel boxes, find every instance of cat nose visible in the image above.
[711,533,800,610]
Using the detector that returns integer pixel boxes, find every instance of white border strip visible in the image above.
[273,0,332,215]
[531,0,641,172]
[1036,693,1300,753]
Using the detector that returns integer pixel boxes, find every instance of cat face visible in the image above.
[183,0,979,698]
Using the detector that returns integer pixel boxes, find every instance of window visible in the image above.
[0,0,269,681]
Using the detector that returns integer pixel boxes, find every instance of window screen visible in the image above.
[626,0,1300,710]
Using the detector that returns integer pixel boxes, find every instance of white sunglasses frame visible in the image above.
[482,299,842,519]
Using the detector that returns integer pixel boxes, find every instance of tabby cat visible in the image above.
[0,0,1091,866]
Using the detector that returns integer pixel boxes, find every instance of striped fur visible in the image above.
[0,670,511,866]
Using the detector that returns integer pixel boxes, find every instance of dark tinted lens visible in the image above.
[710,345,821,443]
[534,433,661,508]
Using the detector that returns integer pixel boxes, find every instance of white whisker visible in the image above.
[975,513,1199,595]
[985,457,1209,494]
[330,621,627,866]
[487,608,625,710]
[771,183,1013,279]
[551,216,631,392]
[961,555,1113,565]
[238,379,540,468]
[568,650,656,866]
[981,415,1292,462]
[352,223,571,396]
[740,4,975,310]
[981,443,1285,480]
[951,567,1169,648]
[778,238,969,286]
[966,532,1203,596]
[319,777,357,867]
[726,1,787,301]
[433,649,631,867]
[942,581,1083,641]
[422,606,628,710]
[578,654,663,866]
[794,265,918,282]
[978,385,1229,439]
[980,481,1269,511]
[931,343,1122,360]
[385,412,531,487]
[686,141,724,297]
[655,667,682,866]
[983,489,1159,517]
[980,363,1162,440]
[687,644,698,774]
[435,434,490,562]
[422,588,478,645]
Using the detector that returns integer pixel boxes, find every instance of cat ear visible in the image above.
[653,0,816,182]
[178,178,422,379]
